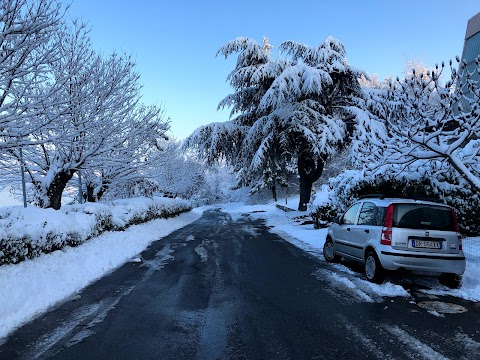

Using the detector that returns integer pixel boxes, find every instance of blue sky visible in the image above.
[62,1,479,139]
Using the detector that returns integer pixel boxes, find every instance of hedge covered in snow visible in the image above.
[0,197,192,265]
[309,170,480,235]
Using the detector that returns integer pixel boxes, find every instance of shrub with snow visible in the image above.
[0,197,192,265]
[310,169,480,235]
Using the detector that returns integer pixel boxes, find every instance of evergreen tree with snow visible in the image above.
[185,36,364,210]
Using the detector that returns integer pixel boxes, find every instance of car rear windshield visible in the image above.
[393,203,455,231]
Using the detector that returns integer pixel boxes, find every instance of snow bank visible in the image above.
[0,208,202,340]
[221,200,480,303]
[0,197,192,265]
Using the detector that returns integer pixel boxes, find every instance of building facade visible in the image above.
[462,12,480,73]
[459,12,480,110]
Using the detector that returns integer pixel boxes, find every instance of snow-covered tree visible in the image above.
[151,139,209,200]
[81,105,170,202]
[358,73,391,90]
[184,37,289,201]
[0,0,63,150]
[185,36,364,210]
[3,21,170,209]
[356,57,480,192]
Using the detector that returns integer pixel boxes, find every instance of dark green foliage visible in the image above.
[348,177,439,201]
[351,176,479,235]
[310,203,338,229]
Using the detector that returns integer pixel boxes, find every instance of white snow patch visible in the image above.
[383,325,449,360]
[361,281,410,298]
[325,271,374,302]
[0,186,22,207]
[0,209,203,340]
[195,244,208,262]
[221,200,480,303]
[141,244,176,272]
[316,268,409,303]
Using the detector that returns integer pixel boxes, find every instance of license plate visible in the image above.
[413,240,441,249]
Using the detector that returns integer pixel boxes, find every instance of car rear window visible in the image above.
[393,203,455,231]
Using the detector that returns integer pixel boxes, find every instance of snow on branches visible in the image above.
[356,57,480,192]
[0,0,63,148]
[185,36,364,209]
[0,3,170,209]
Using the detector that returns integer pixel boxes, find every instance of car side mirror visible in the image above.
[332,217,340,224]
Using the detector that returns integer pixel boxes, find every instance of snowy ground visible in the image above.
[220,198,480,304]
[0,186,21,207]
[0,208,203,340]
[1,195,479,341]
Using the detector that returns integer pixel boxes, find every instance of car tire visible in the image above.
[439,273,462,289]
[323,238,340,263]
[365,251,385,284]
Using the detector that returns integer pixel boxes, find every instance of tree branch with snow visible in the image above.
[356,57,480,191]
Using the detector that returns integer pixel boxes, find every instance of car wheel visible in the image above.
[323,238,340,263]
[365,251,385,284]
[439,273,462,289]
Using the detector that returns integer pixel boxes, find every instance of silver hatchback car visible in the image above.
[324,196,466,288]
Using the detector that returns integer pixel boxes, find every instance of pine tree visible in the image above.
[185,37,364,210]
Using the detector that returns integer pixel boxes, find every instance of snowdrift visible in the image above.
[0,197,192,265]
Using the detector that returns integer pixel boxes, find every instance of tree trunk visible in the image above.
[271,180,277,202]
[46,170,76,210]
[297,153,324,211]
[96,183,108,201]
[85,182,108,202]
[86,184,96,202]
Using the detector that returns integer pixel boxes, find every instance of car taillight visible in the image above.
[381,204,394,246]
[451,209,460,232]
[451,208,463,251]
[381,228,392,245]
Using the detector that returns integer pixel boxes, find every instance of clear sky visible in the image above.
[62,0,479,140]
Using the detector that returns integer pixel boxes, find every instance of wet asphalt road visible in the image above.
[1,209,479,359]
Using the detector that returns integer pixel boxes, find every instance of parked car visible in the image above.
[324,196,466,288]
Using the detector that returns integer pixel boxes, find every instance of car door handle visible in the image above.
[346,227,350,231]
[364,229,369,234]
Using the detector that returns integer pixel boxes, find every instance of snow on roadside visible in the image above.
[419,239,480,302]
[0,209,203,340]
[221,200,480,303]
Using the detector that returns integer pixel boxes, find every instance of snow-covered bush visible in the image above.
[312,169,480,235]
[310,202,338,229]
[108,197,191,229]
[309,185,336,228]
[0,197,192,265]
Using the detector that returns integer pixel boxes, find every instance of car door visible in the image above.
[350,202,378,260]
[333,202,361,257]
